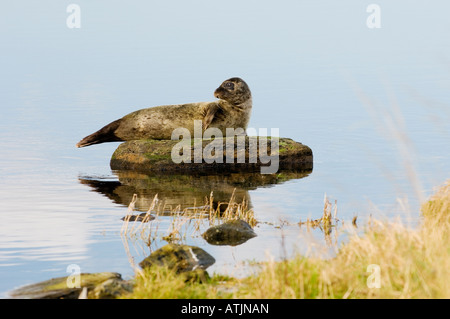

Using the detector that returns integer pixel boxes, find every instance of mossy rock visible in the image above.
[139,244,215,272]
[89,278,133,299]
[9,272,125,299]
[180,268,211,283]
[110,137,312,173]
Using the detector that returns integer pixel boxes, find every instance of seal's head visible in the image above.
[214,77,252,106]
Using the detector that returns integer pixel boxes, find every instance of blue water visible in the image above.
[1,1,449,297]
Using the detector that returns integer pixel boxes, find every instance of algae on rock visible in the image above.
[110,137,313,173]
[9,272,128,299]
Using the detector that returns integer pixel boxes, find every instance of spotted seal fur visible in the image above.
[76,77,252,148]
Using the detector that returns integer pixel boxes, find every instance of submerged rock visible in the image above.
[110,137,313,173]
[9,272,127,299]
[202,220,257,246]
[121,212,155,222]
[139,244,215,272]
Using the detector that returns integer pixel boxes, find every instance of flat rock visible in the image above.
[202,220,257,246]
[110,137,312,173]
[9,272,124,299]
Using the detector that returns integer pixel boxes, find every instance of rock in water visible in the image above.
[110,137,313,174]
[202,220,257,246]
[139,244,215,272]
[9,272,124,299]
[121,212,155,222]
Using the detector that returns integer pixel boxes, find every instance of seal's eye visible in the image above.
[223,82,235,90]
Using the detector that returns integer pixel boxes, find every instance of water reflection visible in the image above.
[79,169,313,214]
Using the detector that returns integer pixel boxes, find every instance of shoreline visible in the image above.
[8,179,449,299]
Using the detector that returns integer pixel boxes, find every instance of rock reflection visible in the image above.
[79,169,312,214]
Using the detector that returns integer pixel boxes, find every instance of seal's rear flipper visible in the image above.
[76,119,124,148]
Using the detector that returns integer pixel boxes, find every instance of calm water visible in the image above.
[1,1,450,297]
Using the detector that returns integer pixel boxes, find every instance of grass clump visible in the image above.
[121,266,235,299]
[421,181,450,223]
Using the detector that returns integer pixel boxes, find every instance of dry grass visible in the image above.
[235,180,450,299]
[120,190,256,245]
[207,189,257,227]
[121,265,235,299]
[299,193,339,233]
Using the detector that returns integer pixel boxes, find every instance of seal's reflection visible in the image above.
[79,169,312,213]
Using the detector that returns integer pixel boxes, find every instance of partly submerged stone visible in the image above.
[121,212,155,222]
[9,272,125,299]
[110,137,313,173]
[89,278,133,299]
[202,220,257,246]
[139,244,215,272]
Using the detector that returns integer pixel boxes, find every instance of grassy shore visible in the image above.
[122,180,449,299]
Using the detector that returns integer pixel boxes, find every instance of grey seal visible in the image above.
[76,77,252,148]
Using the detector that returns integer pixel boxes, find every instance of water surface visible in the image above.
[1,1,450,297]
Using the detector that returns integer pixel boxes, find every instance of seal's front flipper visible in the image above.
[202,104,219,130]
